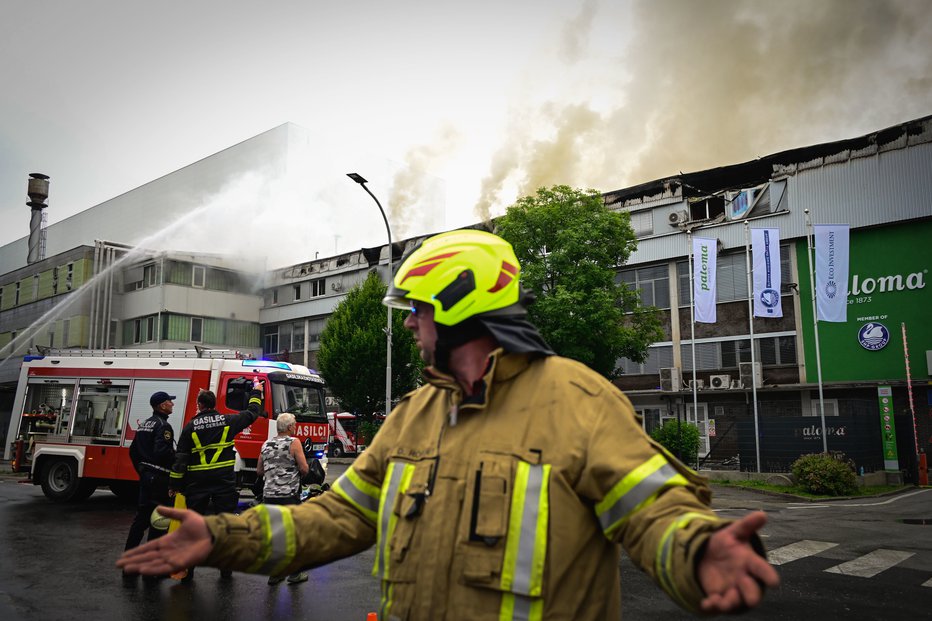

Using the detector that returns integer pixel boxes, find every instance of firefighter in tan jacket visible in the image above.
[119,230,779,619]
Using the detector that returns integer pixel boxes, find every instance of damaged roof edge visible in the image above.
[604,114,932,207]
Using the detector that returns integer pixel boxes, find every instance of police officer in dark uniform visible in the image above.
[170,379,266,580]
[124,391,176,560]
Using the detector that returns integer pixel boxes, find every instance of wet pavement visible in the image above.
[1,464,928,621]
[0,464,380,621]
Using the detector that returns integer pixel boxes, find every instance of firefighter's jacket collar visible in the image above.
[421,347,529,411]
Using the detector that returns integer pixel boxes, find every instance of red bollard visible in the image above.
[919,451,928,486]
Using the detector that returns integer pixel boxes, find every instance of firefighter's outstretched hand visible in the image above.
[116,507,213,575]
[697,511,780,613]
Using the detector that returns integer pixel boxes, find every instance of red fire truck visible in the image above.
[3,348,330,502]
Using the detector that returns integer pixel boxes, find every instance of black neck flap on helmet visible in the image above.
[431,287,554,372]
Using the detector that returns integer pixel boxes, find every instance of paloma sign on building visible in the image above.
[798,220,931,382]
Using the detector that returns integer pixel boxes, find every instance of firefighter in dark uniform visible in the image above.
[170,380,266,580]
[124,391,176,566]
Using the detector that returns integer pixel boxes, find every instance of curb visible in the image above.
[710,482,918,502]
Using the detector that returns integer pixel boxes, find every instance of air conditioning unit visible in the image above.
[709,374,731,390]
[729,379,742,390]
[331,281,344,292]
[687,379,705,390]
[659,367,682,392]
[738,362,763,389]
[667,210,689,227]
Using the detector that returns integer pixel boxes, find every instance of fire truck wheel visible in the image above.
[330,444,344,459]
[40,458,94,502]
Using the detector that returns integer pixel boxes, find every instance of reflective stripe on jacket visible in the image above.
[203,351,733,620]
[171,393,263,492]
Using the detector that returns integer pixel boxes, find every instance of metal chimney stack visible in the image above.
[26,173,50,264]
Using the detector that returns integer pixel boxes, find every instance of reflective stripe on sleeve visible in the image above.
[377,462,415,621]
[500,593,544,621]
[375,461,415,581]
[246,504,298,575]
[187,460,236,471]
[655,511,718,612]
[596,453,689,538]
[498,462,550,621]
[332,466,381,523]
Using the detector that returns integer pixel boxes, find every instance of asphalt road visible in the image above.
[0,465,929,621]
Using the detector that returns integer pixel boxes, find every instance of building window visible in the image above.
[146,317,156,342]
[720,339,753,369]
[809,399,838,417]
[66,263,74,291]
[192,265,206,288]
[52,267,58,294]
[292,322,305,350]
[617,264,670,309]
[689,195,726,221]
[618,345,674,375]
[758,335,797,366]
[680,342,722,371]
[629,210,653,237]
[63,319,70,346]
[133,319,142,344]
[0,287,3,307]
[33,274,40,299]
[191,317,203,342]
[293,285,301,301]
[272,289,279,305]
[263,325,279,356]
[143,264,157,288]
[15,282,21,305]
[311,278,327,297]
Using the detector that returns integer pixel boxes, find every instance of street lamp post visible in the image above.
[347,173,393,416]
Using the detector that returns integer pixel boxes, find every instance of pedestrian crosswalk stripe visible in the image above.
[768,540,838,565]
[824,549,914,578]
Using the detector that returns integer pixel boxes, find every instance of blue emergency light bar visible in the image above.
[241,360,293,371]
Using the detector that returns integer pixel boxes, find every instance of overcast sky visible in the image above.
[1,0,930,261]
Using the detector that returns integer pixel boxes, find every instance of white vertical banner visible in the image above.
[814,224,850,322]
[693,236,717,323]
[752,228,783,318]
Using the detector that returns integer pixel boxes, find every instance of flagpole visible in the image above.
[744,222,761,472]
[804,209,829,453]
[687,230,698,449]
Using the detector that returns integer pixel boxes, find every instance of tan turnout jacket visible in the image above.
[204,350,732,620]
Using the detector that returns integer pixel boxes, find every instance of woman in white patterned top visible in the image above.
[257,413,310,585]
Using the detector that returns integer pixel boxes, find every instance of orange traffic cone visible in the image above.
[366,613,378,621]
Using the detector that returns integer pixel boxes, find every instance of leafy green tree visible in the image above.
[317,271,422,420]
[495,185,663,378]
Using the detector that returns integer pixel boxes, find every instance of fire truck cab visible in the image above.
[3,348,330,502]
[327,412,385,458]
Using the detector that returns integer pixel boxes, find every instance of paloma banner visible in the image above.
[814,224,850,322]
[752,228,783,318]
[693,236,717,323]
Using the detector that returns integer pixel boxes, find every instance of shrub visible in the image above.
[650,420,700,467]
[791,452,858,496]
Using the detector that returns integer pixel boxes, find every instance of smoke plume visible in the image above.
[474,0,932,221]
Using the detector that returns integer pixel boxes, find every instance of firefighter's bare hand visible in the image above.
[697,511,780,613]
[116,507,213,575]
